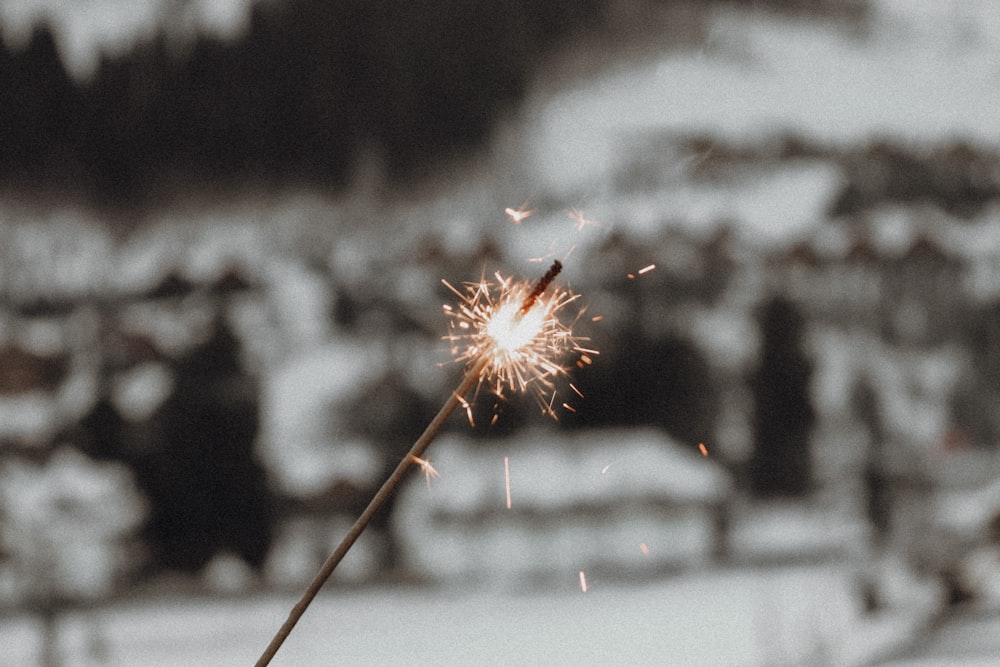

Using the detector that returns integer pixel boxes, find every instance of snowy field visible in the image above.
[1,564,914,667]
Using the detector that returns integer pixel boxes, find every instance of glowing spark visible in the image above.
[698,442,709,457]
[591,315,603,322]
[410,455,440,489]
[628,264,656,280]
[504,456,512,509]
[579,570,589,592]
[504,206,534,224]
[566,208,598,231]
[640,543,650,555]
[442,261,592,416]
[455,392,474,427]
[570,383,584,399]
[601,463,613,475]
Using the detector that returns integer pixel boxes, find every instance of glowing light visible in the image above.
[640,543,650,555]
[504,456,512,509]
[628,263,656,280]
[601,463,613,475]
[566,208,598,231]
[698,442,709,457]
[409,455,440,489]
[579,570,589,592]
[504,206,534,224]
[442,261,592,416]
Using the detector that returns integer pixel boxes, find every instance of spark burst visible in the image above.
[442,260,594,417]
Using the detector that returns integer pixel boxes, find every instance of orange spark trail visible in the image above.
[699,442,709,457]
[504,206,534,224]
[566,208,597,231]
[504,456,512,509]
[409,455,440,489]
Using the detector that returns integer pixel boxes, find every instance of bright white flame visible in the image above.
[486,301,545,358]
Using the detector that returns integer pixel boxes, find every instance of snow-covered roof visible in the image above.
[397,427,731,521]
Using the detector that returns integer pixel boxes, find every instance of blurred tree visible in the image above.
[853,375,890,543]
[2,25,80,188]
[564,329,717,449]
[0,0,609,209]
[749,296,815,497]
[342,372,434,569]
[151,315,273,571]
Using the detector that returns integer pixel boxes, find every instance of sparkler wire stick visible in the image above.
[255,355,488,666]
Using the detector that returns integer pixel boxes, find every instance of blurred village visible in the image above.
[2,0,1000,665]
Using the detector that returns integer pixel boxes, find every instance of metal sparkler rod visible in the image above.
[255,354,490,666]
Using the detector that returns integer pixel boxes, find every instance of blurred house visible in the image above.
[392,428,732,587]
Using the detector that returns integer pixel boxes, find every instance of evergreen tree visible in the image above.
[750,296,815,496]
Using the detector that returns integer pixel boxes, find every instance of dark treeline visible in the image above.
[0,0,604,210]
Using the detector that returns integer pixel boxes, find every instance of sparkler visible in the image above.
[256,260,588,666]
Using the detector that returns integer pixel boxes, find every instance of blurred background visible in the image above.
[1,0,999,664]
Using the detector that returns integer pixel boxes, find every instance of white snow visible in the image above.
[261,342,384,498]
[0,564,883,667]
[0,0,256,81]
[525,6,1000,203]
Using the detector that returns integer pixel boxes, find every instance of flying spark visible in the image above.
[579,570,589,592]
[640,543,650,555]
[442,261,592,415]
[410,455,440,489]
[698,442,709,457]
[504,456,512,509]
[504,206,534,224]
[566,208,598,231]
[628,264,656,280]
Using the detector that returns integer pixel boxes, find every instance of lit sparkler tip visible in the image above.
[441,259,590,420]
[518,259,562,317]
